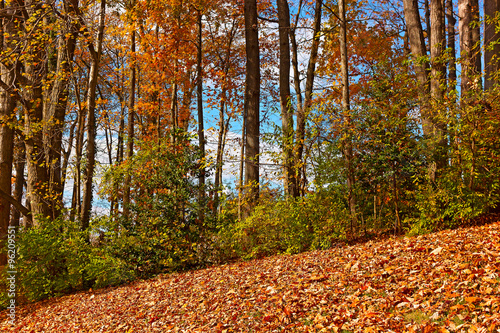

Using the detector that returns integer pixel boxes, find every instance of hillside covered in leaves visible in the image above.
[3,221,500,332]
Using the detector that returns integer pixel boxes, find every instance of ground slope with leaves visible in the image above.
[3,221,500,332]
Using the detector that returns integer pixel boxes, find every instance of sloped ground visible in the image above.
[2,222,500,332]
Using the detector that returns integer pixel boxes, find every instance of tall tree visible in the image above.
[0,0,17,264]
[277,0,296,197]
[243,0,260,215]
[81,0,106,230]
[446,0,457,91]
[338,0,357,233]
[459,0,481,96]
[22,0,54,223]
[429,0,447,173]
[123,10,136,220]
[402,0,431,136]
[196,10,205,222]
[290,0,322,197]
[43,0,79,219]
[484,0,500,91]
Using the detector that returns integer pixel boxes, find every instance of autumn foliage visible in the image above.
[1,0,500,327]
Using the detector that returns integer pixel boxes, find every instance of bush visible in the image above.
[1,216,133,305]
[219,193,349,260]
[99,136,209,277]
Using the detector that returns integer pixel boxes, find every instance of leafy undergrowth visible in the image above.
[3,222,500,332]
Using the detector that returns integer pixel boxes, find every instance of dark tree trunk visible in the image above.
[484,0,500,90]
[403,0,432,136]
[459,0,481,96]
[81,0,106,230]
[446,0,457,90]
[123,27,136,220]
[0,30,16,265]
[430,0,448,173]
[277,0,296,197]
[243,0,260,216]
[197,11,206,223]
[11,133,25,228]
[43,0,79,219]
[339,0,357,234]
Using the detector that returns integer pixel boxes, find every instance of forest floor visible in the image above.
[2,220,500,332]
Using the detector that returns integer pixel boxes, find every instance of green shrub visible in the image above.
[99,136,208,277]
[219,194,349,260]
[1,216,133,305]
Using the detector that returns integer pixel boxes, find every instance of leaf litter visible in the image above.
[2,221,500,332]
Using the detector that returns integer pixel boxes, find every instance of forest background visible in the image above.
[0,0,500,303]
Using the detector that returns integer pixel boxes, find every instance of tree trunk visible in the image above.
[294,0,321,196]
[277,0,296,197]
[81,0,106,230]
[430,0,447,174]
[446,0,457,90]
[11,133,25,228]
[243,0,260,217]
[42,0,79,220]
[197,11,206,223]
[402,0,432,135]
[484,0,500,90]
[459,0,481,96]
[0,41,16,266]
[123,28,136,220]
[70,93,86,221]
[214,100,226,215]
[338,0,357,234]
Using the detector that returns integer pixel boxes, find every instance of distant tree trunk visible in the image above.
[338,0,357,233]
[446,0,457,91]
[170,81,178,143]
[123,28,136,220]
[277,0,296,197]
[294,0,321,196]
[290,0,303,116]
[70,93,86,221]
[60,116,77,203]
[484,0,500,91]
[238,108,246,222]
[243,0,260,217]
[81,0,106,230]
[197,11,206,223]
[214,99,226,215]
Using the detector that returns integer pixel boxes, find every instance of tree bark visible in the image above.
[295,0,321,196]
[484,0,500,90]
[277,0,296,197]
[0,13,16,264]
[402,0,432,135]
[81,0,106,230]
[197,11,206,223]
[42,0,79,220]
[429,0,447,173]
[338,0,357,233]
[459,0,481,96]
[243,0,260,216]
[446,0,457,90]
[11,133,25,227]
[123,27,136,220]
